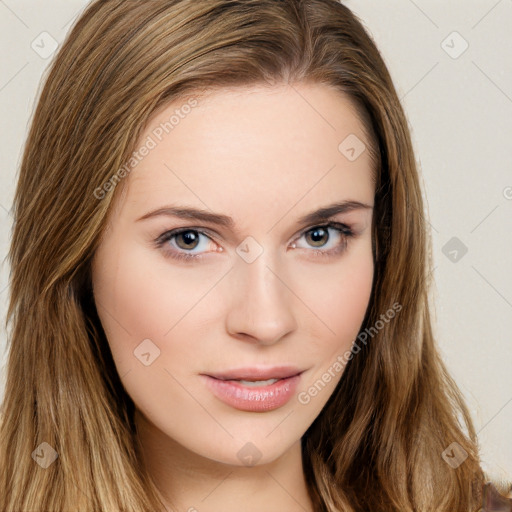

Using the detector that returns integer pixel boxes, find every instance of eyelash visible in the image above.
[153,222,355,263]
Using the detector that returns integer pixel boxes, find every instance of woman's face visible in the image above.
[91,83,375,467]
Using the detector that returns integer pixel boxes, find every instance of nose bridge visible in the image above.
[225,244,297,344]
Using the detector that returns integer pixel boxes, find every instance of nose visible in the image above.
[224,253,297,346]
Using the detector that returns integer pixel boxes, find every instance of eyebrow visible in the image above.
[136,200,373,230]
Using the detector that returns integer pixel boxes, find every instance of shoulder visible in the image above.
[480,482,512,512]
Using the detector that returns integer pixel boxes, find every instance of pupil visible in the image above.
[308,227,328,247]
[178,231,199,249]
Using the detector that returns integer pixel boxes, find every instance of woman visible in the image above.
[0,0,510,510]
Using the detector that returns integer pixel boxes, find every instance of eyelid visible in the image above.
[154,225,219,245]
[295,221,353,238]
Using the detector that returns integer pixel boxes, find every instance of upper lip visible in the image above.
[204,365,303,381]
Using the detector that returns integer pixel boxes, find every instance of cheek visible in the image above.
[293,245,373,410]
[92,237,225,377]
[334,255,374,337]
[92,241,183,366]
[300,238,374,350]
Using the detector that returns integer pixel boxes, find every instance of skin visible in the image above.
[91,82,375,512]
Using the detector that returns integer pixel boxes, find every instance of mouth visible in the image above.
[206,365,302,382]
[200,366,304,412]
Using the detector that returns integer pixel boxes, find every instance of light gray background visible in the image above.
[1,0,511,482]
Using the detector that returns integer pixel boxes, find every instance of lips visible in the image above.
[201,365,303,412]
[206,365,302,382]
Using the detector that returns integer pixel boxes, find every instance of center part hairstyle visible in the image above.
[1,0,501,511]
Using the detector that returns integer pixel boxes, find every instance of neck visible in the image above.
[135,410,315,512]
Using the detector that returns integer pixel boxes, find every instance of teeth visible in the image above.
[235,378,279,387]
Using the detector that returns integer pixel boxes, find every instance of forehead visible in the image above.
[117,83,375,224]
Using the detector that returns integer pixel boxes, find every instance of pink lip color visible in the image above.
[201,373,301,412]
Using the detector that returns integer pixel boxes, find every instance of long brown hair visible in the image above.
[0,0,504,510]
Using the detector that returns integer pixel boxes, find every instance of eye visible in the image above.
[291,222,355,259]
[154,228,218,262]
[153,222,355,262]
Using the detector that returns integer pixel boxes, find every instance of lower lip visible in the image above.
[201,374,301,412]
